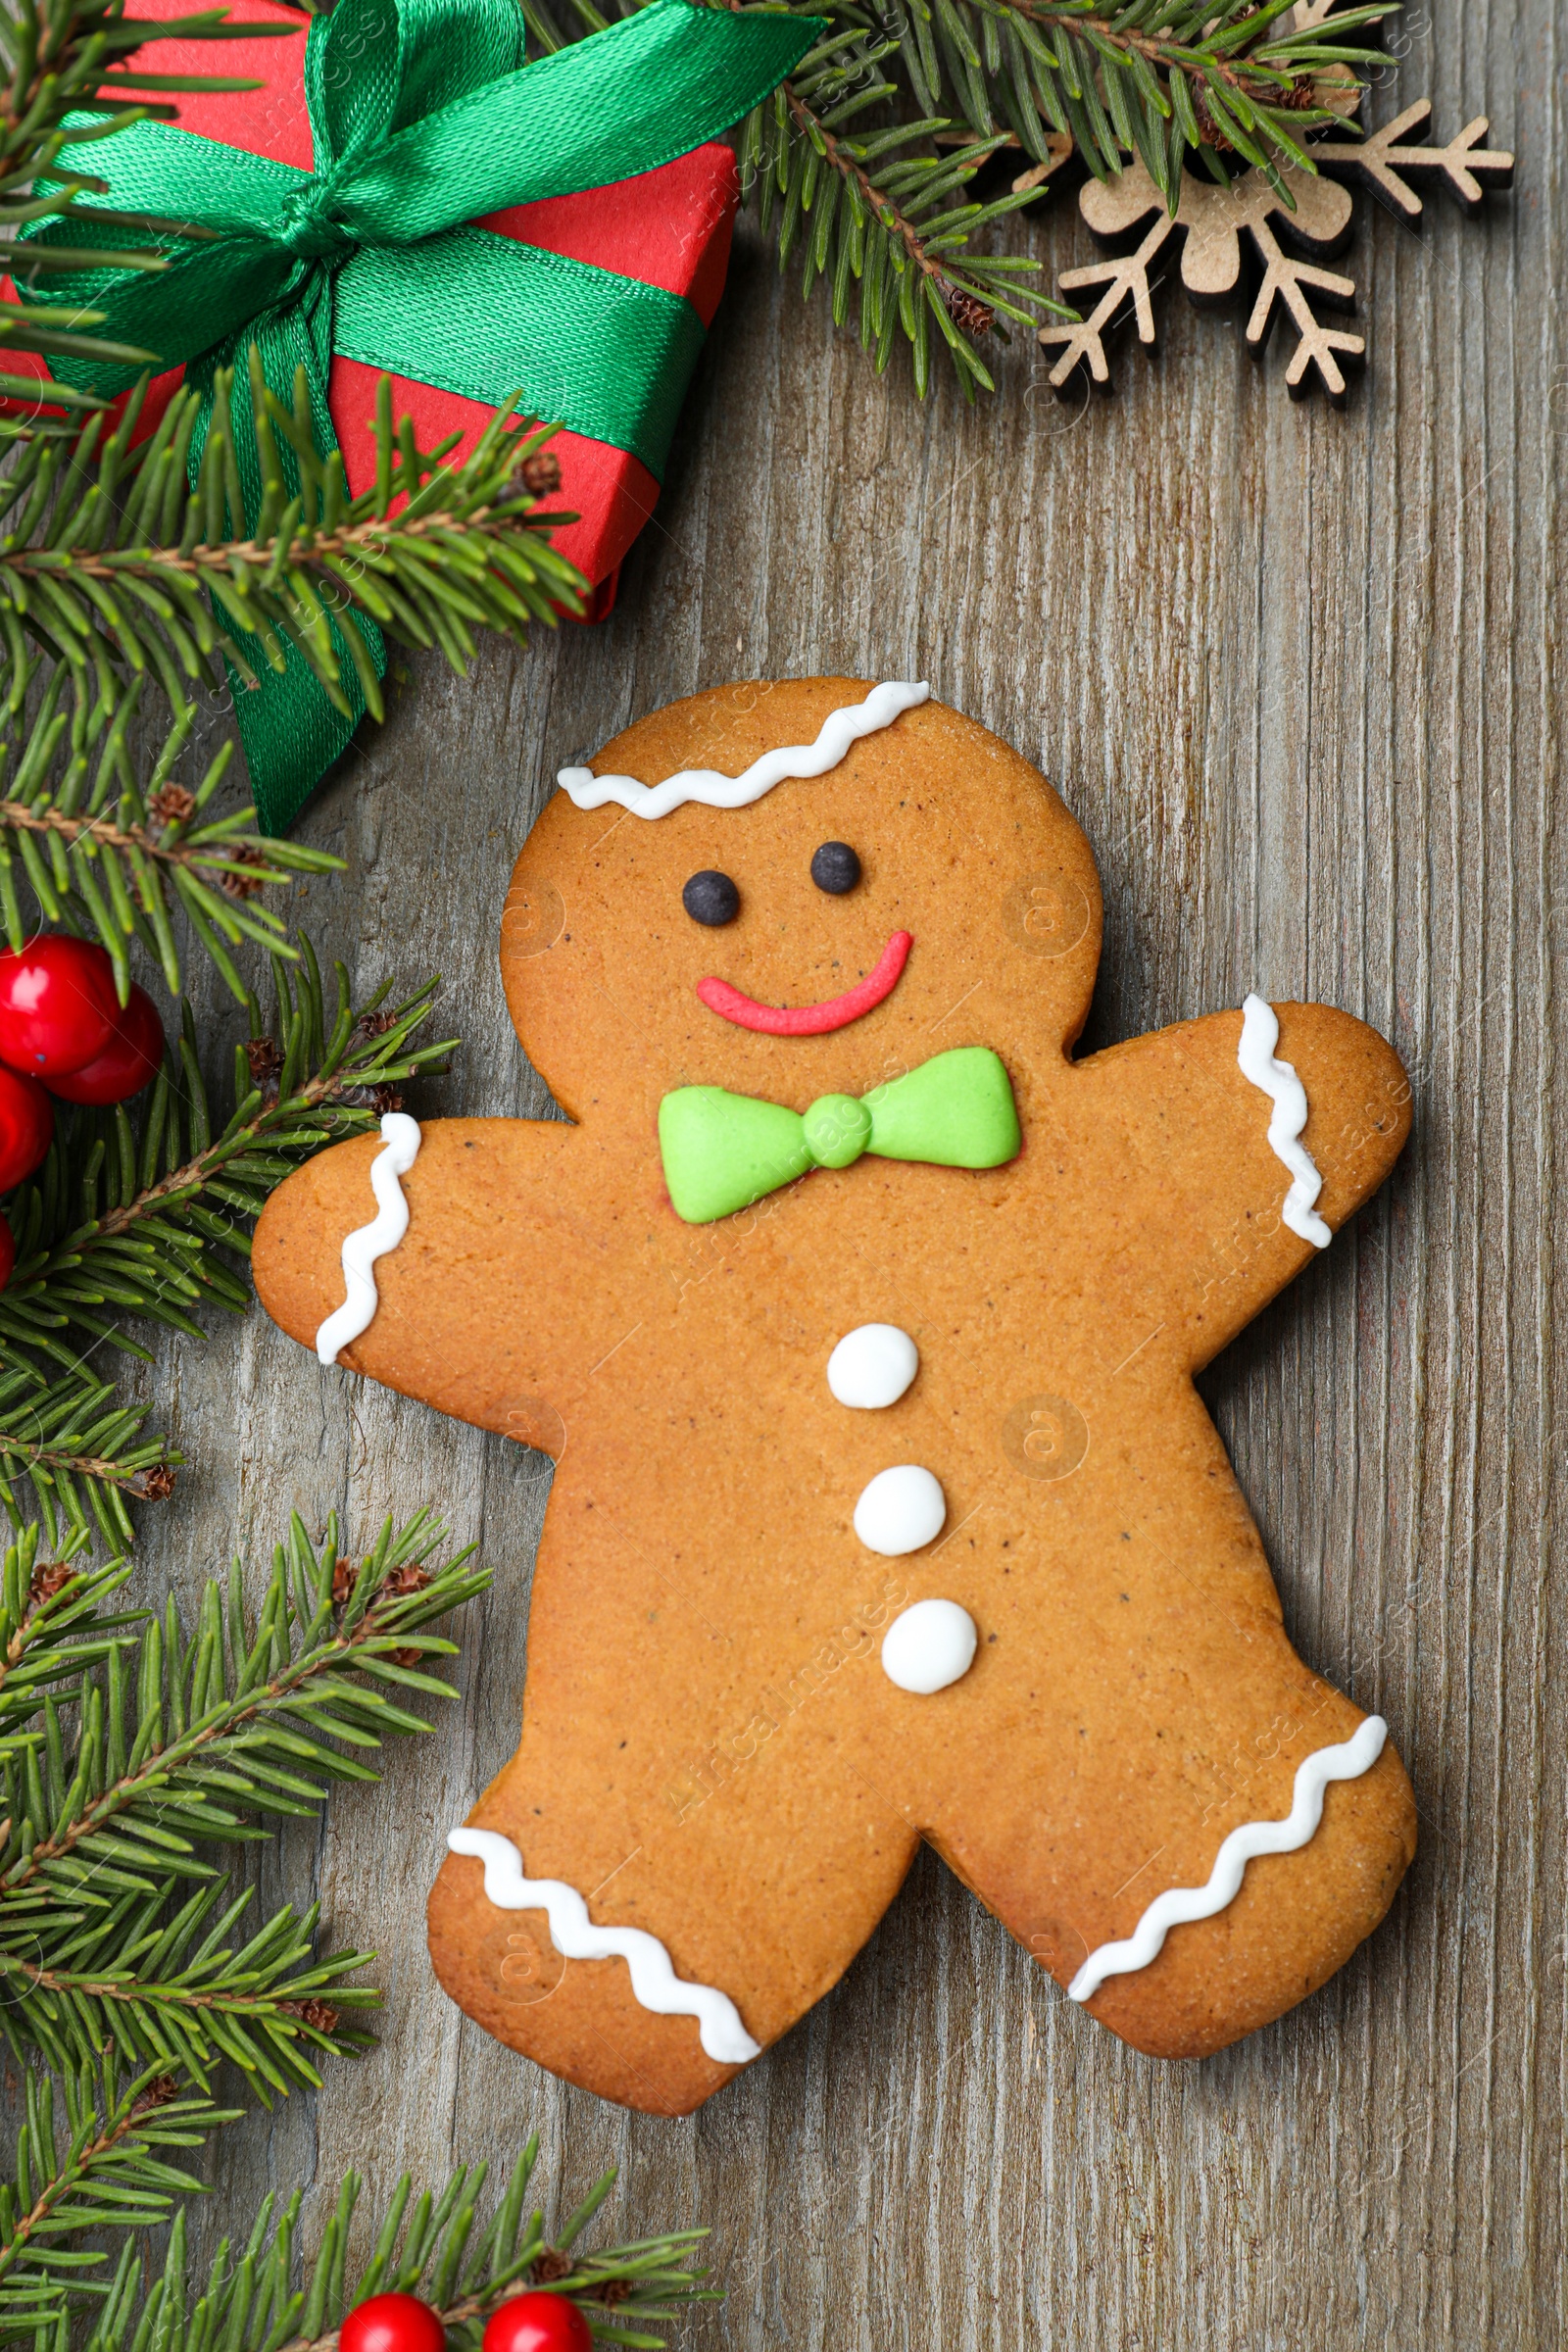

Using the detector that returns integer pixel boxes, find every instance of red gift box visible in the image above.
[2,0,738,617]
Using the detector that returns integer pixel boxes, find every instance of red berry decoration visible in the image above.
[0,1065,53,1190]
[0,937,118,1077]
[482,2292,592,2352]
[339,2292,447,2352]
[0,1212,16,1294]
[45,984,164,1105]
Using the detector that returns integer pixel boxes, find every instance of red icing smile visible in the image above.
[697,932,913,1036]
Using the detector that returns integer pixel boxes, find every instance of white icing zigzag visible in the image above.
[1237,993,1333,1249]
[557,681,930,819]
[1067,1715,1388,2004]
[448,1826,761,2066]
[315,1112,421,1366]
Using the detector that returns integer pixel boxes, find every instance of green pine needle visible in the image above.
[0,671,341,1009]
[0,1510,501,2344]
[0,0,297,404]
[0,1510,485,2076]
[10,2137,715,2349]
[0,2056,238,2339]
[0,1365,176,1551]
[695,0,1396,391]
[0,361,585,1010]
[748,47,1071,402]
[0,358,587,722]
[0,1526,137,1751]
[0,937,455,1545]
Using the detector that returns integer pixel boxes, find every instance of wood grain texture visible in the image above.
[113,22,1560,2345]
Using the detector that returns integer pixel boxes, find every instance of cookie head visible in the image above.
[500,679,1103,1124]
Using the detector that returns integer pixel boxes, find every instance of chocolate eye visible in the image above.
[682,869,739,926]
[810,842,861,895]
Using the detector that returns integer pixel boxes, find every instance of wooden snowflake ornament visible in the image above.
[1040,101,1513,407]
[1042,162,1362,404]
[1315,100,1517,220]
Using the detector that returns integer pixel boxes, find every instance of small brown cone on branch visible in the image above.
[148,784,197,827]
[946,285,995,339]
[219,845,268,901]
[281,1998,340,2033]
[519,450,563,496]
[130,2074,179,2117]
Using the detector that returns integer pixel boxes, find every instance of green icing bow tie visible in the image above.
[659,1048,1021,1225]
[27,0,818,835]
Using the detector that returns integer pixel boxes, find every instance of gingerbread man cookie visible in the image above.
[254,680,1417,2116]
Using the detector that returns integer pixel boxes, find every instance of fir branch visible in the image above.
[3,469,560,589]
[0,1513,489,2339]
[0,1365,177,1548]
[0,1513,483,2089]
[0,0,298,407]
[747,30,1067,397]
[0,1881,375,2092]
[862,0,1396,198]
[0,671,340,1006]
[0,1524,135,1756]
[0,1509,482,1914]
[0,360,585,721]
[72,2144,717,2351]
[976,0,1392,146]
[0,2056,233,2339]
[0,935,453,1542]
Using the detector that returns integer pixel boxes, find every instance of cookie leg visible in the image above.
[887,1369,1416,2061]
[913,1646,1415,2061]
[1072,1739,1416,2058]
[428,1842,744,2116]
[429,1722,919,2116]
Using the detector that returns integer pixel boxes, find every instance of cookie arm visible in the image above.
[1071,1003,1410,1372]
[252,1119,615,1437]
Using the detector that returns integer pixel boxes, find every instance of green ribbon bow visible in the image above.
[31,0,818,833]
[659,1047,1022,1224]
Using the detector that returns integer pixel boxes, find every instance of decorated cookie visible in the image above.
[253,679,1417,2116]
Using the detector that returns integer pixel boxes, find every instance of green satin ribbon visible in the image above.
[659,1047,1023,1224]
[26,0,818,833]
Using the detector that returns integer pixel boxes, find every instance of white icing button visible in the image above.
[881,1598,978,1694]
[827,1324,919,1409]
[853,1464,946,1555]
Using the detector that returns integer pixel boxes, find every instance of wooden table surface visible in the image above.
[134,20,1560,2345]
